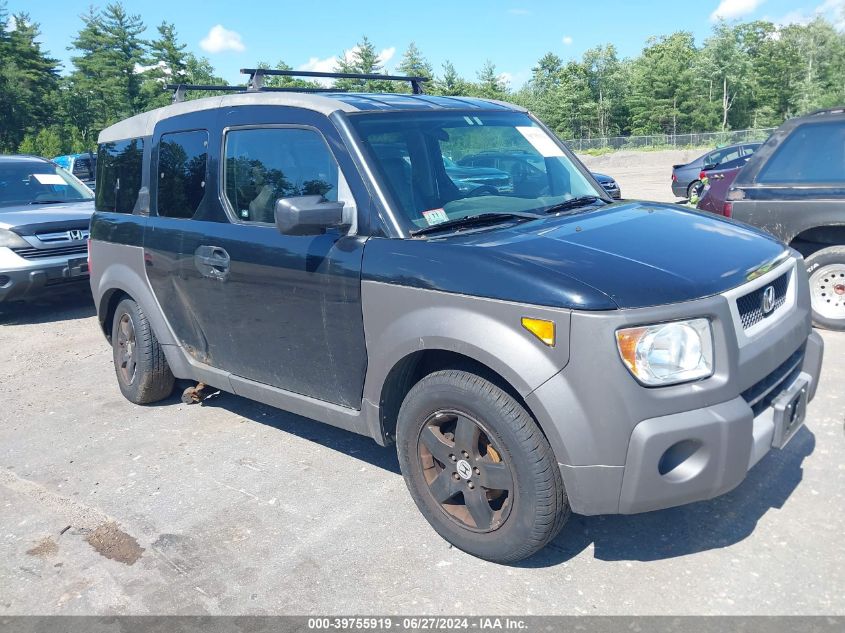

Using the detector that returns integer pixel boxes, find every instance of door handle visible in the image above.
[194,245,230,280]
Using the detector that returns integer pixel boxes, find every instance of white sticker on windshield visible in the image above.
[33,173,66,185]
[516,126,564,157]
[422,208,449,225]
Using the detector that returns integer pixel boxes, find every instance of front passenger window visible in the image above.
[224,128,339,224]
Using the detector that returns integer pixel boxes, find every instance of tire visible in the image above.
[396,370,569,563]
[806,246,845,331]
[687,180,701,200]
[111,298,175,404]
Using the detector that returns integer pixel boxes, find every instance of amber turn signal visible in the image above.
[521,317,555,346]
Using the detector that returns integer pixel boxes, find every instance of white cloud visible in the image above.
[5,15,17,31]
[710,0,765,22]
[771,0,845,29]
[200,24,245,54]
[298,46,396,86]
[498,72,513,87]
[562,35,573,45]
[508,8,531,15]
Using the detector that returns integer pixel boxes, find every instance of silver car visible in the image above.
[0,155,94,303]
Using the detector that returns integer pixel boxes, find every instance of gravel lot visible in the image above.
[1,151,844,616]
[579,148,704,203]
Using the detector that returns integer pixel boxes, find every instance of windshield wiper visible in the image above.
[410,211,539,237]
[543,195,605,215]
[28,200,67,205]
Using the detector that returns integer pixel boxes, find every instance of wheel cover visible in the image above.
[417,409,514,533]
[809,264,845,321]
[116,313,138,385]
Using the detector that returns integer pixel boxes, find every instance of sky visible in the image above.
[9,0,845,88]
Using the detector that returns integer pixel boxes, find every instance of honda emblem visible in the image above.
[761,285,776,315]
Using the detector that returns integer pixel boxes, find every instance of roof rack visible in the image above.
[241,68,429,95]
[808,106,845,116]
[165,83,347,103]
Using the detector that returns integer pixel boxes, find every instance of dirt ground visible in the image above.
[579,149,705,203]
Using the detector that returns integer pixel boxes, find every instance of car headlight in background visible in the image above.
[616,318,713,386]
[0,228,29,249]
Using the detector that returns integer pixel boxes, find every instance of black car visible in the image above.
[87,69,823,563]
[727,107,845,331]
[591,172,621,199]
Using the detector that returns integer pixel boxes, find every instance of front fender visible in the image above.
[360,280,572,430]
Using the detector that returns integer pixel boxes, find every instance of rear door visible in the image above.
[731,120,845,243]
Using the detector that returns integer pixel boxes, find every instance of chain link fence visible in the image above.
[565,128,776,152]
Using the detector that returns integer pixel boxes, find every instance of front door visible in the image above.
[188,124,368,409]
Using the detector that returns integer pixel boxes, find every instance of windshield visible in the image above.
[0,161,93,208]
[349,111,602,234]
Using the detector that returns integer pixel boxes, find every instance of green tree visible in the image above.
[68,2,148,137]
[435,60,471,96]
[0,8,61,152]
[473,60,507,99]
[626,32,699,135]
[396,41,433,92]
[334,36,395,92]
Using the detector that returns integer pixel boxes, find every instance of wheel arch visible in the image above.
[377,349,538,442]
[790,224,845,258]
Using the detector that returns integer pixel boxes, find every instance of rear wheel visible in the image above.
[807,246,845,331]
[396,370,569,563]
[111,298,175,403]
[687,180,702,200]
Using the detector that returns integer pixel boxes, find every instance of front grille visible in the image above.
[736,272,789,329]
[12,244,88,260]
[741,345,805,416]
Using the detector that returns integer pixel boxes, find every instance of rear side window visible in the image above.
[224,128,339,224]
[156,130,209,219]
[758,122,845,184]
[96,138,144,213]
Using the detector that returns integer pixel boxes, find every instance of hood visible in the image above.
[590,172,613,183]
[363,201,789,310]
[0,200,95,232]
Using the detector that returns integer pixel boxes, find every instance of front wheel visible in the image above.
[396,370,569,563]
[111,298,175,404]
[807,246,845,331]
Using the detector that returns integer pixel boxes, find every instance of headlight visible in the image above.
[0,228,29,249]
[616,318,713,386]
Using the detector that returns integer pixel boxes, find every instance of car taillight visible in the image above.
[671,173,677,182]
[723,202,732,217]
[699,170,707,180]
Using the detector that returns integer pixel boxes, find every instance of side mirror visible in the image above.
[703,163,716,171]
[274,195,347,236]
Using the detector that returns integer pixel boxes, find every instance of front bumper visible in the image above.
[524,255,824,515]
[616,330,822,514]
[0,250,90,302]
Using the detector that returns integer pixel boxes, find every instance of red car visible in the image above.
[696,155,751,216]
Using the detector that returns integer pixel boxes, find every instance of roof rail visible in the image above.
[807,106,845,116]
[240,68,429,95]
[165,83,347,103]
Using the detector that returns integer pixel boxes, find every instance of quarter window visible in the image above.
[96,138,144,213]
[758,122,845,184]
[224,128,339,224]
[157,130,209,219]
